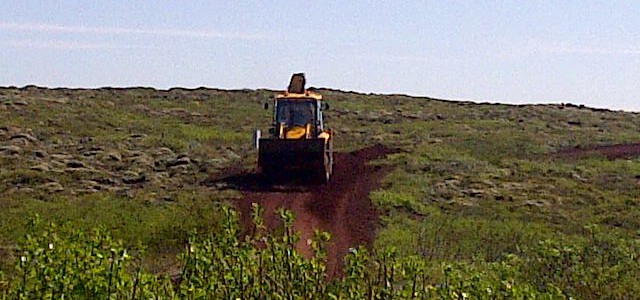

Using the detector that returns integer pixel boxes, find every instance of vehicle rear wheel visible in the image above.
[315,167,330,184]
[320,145,333,184]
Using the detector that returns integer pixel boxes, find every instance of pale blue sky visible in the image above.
[1,1,639,111]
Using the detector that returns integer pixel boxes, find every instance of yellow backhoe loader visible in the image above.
[254,74,333,183]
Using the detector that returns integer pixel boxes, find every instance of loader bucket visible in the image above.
[258,138,331,183]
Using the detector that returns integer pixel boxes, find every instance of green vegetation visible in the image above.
[2,86,640,298]
[0,207,582,299]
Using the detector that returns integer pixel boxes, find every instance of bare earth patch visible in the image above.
[209,144,395,278]
[555,143,640,160]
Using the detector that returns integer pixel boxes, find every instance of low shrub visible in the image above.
[0,205,600,299]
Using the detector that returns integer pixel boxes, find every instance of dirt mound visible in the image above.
[555,143,640,160]
[213,144,396,278]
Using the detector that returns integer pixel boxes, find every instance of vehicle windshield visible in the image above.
[276,100,316,127]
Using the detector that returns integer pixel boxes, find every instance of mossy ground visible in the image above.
[1,86,639,297]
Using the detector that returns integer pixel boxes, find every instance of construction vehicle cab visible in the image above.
[271,92,327,139]
[255,74,333,183]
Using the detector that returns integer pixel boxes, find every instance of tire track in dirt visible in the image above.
[554,142,640,160]
[213,144,395,278]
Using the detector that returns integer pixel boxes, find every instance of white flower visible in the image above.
[48,243,54,250]
[21,256,27,262]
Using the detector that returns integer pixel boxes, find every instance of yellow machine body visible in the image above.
[256,74,333,183]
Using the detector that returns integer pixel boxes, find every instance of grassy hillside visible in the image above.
[1,86,639,298]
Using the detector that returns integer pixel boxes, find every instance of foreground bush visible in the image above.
[0,205,609,299]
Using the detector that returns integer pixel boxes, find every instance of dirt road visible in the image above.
[555,142,640,159]
[218,144,395,278]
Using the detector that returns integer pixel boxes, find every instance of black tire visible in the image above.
[315,167,330,184]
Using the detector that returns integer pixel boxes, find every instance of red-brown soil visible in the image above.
[210,144,396,278]
[555,142,640,160]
